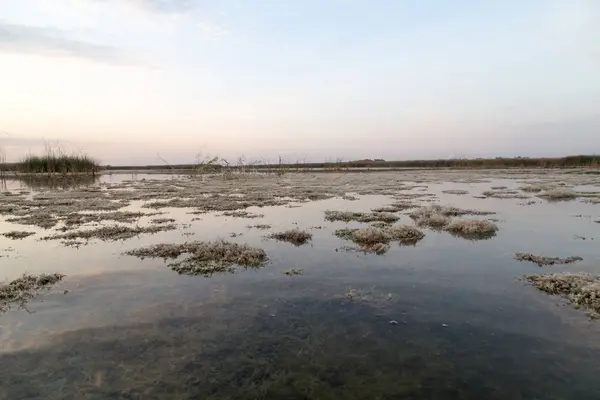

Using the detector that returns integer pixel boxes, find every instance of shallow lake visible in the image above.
[1,170,600,399]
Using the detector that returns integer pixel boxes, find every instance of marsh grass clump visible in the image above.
[515,253,583,266]
[42,224,177,244]
[221,211,264,219]
[17,152,98,174]
[267,229,312,246]
[371,202,417,213]
[63,211,150,227]
[283,268,303,276]
[324,211,399,223]
[0,273,65,313]
[2,231,35,240]
[445,219,498,239]
[334,225,425,253]
[151,217,176,224]
[442,189,469,195]
[524,273,600,318]
[247,224,272,230]
[538,188,577,201]
[6,215,59,229]
[124,240,268,276]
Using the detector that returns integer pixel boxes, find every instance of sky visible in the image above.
[0,0,599,165]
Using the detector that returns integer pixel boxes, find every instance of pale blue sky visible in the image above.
[0,0,598,164]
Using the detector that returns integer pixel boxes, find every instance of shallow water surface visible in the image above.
[1,171,600,399]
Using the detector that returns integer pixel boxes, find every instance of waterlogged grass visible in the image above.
[409,205,497,239]
[515,253,583,266]
[335,225,425,254]
[41,224,177,244]
[525,273,600,318]
[325,210,400,223]
[0,273,65,313]
[2,231,35,240]
[267,229,312,246]
[124,240,269,276]
[538,188,578,201]
[445,219,498,239]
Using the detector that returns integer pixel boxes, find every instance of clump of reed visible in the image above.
[17,145,99,175]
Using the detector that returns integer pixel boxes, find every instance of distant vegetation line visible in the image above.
[104,155,600,171]
[1,154,598,176]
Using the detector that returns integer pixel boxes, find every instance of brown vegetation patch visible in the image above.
[324,211,399,223]
[514,253,583,266]
[267,229,312,246]
[41,224,177,244]
[442,190,469,195]
[524,273,600,318]
[124,240,268,276]
[538,189,577,201]
[334,225,425,254]
[221,211,264,218]
[2,231,35,240]
[445,219,498,239]
[247,224,272,230]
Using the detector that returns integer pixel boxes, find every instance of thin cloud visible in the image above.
[0,21,135,65]
[92,0,197,15]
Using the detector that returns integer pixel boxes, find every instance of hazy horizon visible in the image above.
[1,1,599,165]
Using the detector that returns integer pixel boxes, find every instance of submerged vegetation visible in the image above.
[267,229,312,246]
[0,273,65,313]
[524,273,600,318]
[124,240,269,276]
[515,253,583,266]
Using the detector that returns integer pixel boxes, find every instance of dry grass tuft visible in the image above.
[247,224,272,230]
[42,224,177,244]
[0,273,65,313]
[445,219,498,239]
[524,273,600,318]
[124,240,268,276]
[2,231,35,240]
[334,225,425,254]
[267,229,312,246]
[442,189,469,195]
[283,268,303,276]
[538,188,577,201]
[221,211,264,219]
[324,210,400,223]
[514,253,583,266]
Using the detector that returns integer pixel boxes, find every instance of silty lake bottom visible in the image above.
[1,169,600,399]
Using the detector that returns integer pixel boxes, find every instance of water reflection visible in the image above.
[1,174,100,191]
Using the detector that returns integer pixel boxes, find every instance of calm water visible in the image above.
[1,173,600,399]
